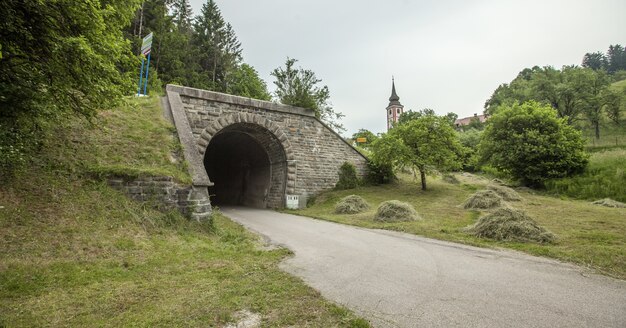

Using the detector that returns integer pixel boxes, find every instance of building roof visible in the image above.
[388,78,402,107]
[454,114,488,127]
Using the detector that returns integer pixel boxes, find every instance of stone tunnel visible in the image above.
[163,84,368,214]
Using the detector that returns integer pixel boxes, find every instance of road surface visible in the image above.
[221,207,626,328]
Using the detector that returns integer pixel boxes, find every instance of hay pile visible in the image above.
[334,195,370,214]
[591,198,626,208]
[487,184,522,201]
[374,200,421,222]
[462,190,503,210]
[464,207,556,243]
[443,174,460,184]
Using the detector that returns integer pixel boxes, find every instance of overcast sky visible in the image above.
[188,0,626,135]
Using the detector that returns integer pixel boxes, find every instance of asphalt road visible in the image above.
[221,207,626,328]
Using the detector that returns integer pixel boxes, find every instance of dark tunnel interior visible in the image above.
[204,128,272,208]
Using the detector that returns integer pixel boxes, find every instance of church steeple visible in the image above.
[388,77,401,105]
[386,77,404,130]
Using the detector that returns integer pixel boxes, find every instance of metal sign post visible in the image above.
[137,32,153,96]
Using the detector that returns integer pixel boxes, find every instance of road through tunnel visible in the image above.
[204,123,287,208]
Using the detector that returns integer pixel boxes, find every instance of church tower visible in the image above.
[386,78,404,130]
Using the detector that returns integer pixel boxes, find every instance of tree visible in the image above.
[191,0,242,91]
[444,112,458,126]
[607,44,626,74]
[226,64,271,100]
[0,0,141,173]
[479,101,588,187]
[582,51,608,71]
[271,58,344,132]
[398,108,435,125]
[371,115,462,190]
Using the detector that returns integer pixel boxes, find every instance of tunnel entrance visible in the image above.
[204,123,287,208]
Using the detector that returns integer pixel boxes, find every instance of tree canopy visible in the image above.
[479,101,588,187]
[271,58,345,132]
[371,114,462,190]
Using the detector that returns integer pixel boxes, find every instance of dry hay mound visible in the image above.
[334,195,370,214]
[462,190,503,210]
[443,174,460,184]
[487,184,522,201]
[464,207,556,243]
[375,200,421,222]
[591,198,626,208]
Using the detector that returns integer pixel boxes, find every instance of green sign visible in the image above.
[141,32,153,55]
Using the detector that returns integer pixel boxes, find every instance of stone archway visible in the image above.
[197,113,296,208]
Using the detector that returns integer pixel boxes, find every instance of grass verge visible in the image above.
[287,174,626,279]
[0,96,369,327]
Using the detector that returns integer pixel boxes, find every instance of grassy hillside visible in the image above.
[289,174,626,279]
[0,97,368,327]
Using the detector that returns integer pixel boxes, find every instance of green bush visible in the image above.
[479,101,588,187]
[364,160,395,185]
[335,162,359,190]
[545,149,626,202]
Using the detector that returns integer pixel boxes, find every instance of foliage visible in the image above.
[364,160,395,185]
[334,195,370,214]
[479,101,588,187]
[227,63,271,100]
[375,200,421,222]
[464,207,556,243]
[397,108,435,125]
[371,115,462,190]
[457,128,482,171]
[582,44,626,74]
[335,162,359,190]
[544,149,626,202]
[0,0,142,173]
[271,58,345,132]
[352,128,378,147]
[484,66,623,134]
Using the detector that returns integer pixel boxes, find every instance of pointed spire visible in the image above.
[388,77,401,106]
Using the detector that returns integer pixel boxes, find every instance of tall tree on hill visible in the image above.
[226,64,271,100]
[271,58,345,132]
[172,0,193,33]
[582,51,608,71]
[192,0,242,91]
[607,44,625,74]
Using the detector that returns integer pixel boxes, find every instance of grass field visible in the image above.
[0,97,369,327]
[288,174,626,279]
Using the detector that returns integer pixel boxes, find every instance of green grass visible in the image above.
[287,174,626,279]
[0,96,369,327]
[545,149,626,202]
[45,96,192,184]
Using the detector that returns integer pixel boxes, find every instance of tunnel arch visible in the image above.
[197,113,296,208]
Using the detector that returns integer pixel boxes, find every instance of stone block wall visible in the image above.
[107,176,211,221]
[175,87,368,199]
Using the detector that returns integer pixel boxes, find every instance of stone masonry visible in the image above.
[165,84,368,209]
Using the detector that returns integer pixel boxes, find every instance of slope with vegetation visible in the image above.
[0,97,369,327]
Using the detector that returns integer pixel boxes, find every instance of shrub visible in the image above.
[335,162,358,190]
[464,207,556,243]
[334,195,370,214]
[479,101,588,187]
[462,190,503,210]
[486,184,522,201]
[364,160,395,185]
[374,200,421,222]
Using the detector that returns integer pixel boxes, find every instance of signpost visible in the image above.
[137,32,153,96]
